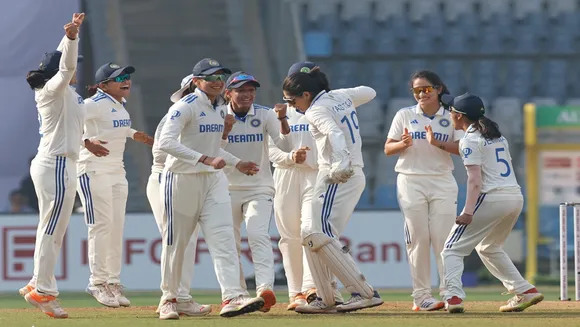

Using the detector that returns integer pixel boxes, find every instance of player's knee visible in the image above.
[301,232,332,251]
[475,243,501,256]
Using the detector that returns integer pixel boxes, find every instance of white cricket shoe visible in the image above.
[287,293,308,311]
[220,295,264,317]
[337,290,384,313]
[159,300,179,320]
[19,284,34,297]
[86,283,120,308]
[109,283,130,307]
[412,296,445,311]
[499,289,544,312]
[177,300,212,316]
[295,298,338,314]
[25,290,68,318]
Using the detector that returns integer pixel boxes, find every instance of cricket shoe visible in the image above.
[177,300,212,316]
[159,299,179,320]
[220,295,264,317]
[109,283,130,307]
[445,296,464,313]
[305,288,318,303]
[295,298,339,314]
[19,284,35,297]
[499,288,544,312]
[287,293,307,311]
[412,296,445,311]
[337,290,384,313]
[258,289,277,312]
[24,290,68,318]
[86,283,120,308]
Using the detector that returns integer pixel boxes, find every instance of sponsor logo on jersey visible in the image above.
[290,124,309,132]
[199,124,224,133]
[251,118,261,128]
[113,119,131,128]
[439,118,450,127]
[410,131,450,142]
[111,108,117,113]
[200,112,206,117]
[227,133,264,143]
[410,119,418,124]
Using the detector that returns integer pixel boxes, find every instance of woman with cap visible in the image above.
[77,62,153,308]
[384,70,462,311]
[157,58,265,319]
[21,13,107,319]
[441,92,543,313]
[281,67,383,314]
[220,71,291,312]
[147,73,210,316]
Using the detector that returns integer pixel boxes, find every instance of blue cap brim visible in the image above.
[228,80,260,89]
[199,66,232,76]
[109,66,135,79]
[440,94,454,106]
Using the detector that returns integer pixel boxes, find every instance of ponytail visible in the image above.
[86,84,99,97]
[282,66,330,97]
[438,83,450,110]
[181,83,196,98]
[26,70,48,89]
[308,67,331,92]
[471,116,502,140]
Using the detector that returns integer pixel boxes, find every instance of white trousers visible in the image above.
[146,172,199,302]
[442,192,534,300]
[273,167,316,298]
[28,155,77,296]
[231,189,275,293]
[160,171,248,302]
[77,171,128,286]
[396,173,457,301]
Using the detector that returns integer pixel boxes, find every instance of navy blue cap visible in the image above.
[95,63,135,84]
[192,58,232,76]
[39,50,83,77]
[441,93,486,120]
[226,71,260,89]
[287,61,316,76]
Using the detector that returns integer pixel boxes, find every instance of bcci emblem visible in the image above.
[462,147,473,159]
[220,110,225,119]
[439,118,450,127]
[109,63,121,69]
[300,67,311,73]
[208,60,219,67]
[251,118,261,127]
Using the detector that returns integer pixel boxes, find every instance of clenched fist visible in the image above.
[274,103,288,119]
[223,114,235,136]
[236,161,259,176]
[292,146,310,164]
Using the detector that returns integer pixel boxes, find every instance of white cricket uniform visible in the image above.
[220,103,290,293]
[146,113,199,302]
[28,36,85,297]
[442,127,534,300]
[76,89,136,286]
[269,106,317,298]
[158,88,249,302]
[387,104,463,302]
[302,87,378,305]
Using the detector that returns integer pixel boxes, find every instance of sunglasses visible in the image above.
[411,85,438,95]
[283,96,298,105]
[197,74,227,82]
[107,73,131,83]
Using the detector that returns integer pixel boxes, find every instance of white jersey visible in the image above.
[221,103,291,192]
[268,105,318,170]
[459,126,520,193]
[387,104,464,175]
[159,88,240,174]
[35,36,85,160]
[304,87,376,170]
[77,90,137,176]
[151,114,168,174]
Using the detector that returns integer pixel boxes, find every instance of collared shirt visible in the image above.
[388,103,464,175]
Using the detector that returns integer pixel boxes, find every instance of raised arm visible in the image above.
[384,111,412,156]
[334,86,376,108]
[266,108,291,152]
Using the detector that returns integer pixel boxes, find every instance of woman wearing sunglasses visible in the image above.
[281,67,383,314]
[78,62,153,308]
[220,71,291,312]
[157,58,264,319]
[147,74,210,316]
[384,70,462,311]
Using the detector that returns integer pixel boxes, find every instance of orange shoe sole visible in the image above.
[259,290,277,312]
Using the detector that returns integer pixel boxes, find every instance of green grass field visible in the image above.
[2,287,580,327]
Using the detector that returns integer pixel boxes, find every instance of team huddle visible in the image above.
[20,13,544,320]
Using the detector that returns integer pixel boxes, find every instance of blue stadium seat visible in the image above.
[479,25,504,54]
[332,61,360,89]
[437,60,463,94]
[470,60,499,100]
[530,97,558,107]
[373,152,399,209]
[507,60,533,100]
[368,61,392,102]
[303,31,333,57]
[489,97,523,141]
[337,19,370,55]
[542,60,568,102]
[357,99,384,141]
[373,25,399,54]
[409,29,433,54]
[548,28,574,54]
[398,60,429,96]
[444,24,470,54]
[443,0,476,23]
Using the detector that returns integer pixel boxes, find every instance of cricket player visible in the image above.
[220,71,291,312]
[440,93,543,313]
[77,62,153,308]
[281,67,383,313]
[146,74,210,316]
[384,70,462,311]
[156,58,265,319]
[19,13,102,319]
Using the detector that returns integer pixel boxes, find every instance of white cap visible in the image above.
[170,74,194,103]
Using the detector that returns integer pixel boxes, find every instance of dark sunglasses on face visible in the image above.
[283,96,297,105]
[108,73,131,83]
[198,74,227,82]
[411,85,437,96]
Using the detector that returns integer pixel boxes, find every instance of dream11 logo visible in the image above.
[2,226,67,281]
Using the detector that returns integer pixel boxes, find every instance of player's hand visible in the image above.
[327,149,353,183]
[223,114,235,136]
[210,157,226,169]
[456,213,473,225]
[64,22,79,39]
[85,139,109,157]
[236,161,259,176]
[134,131,154,147]
[72,13,85,27]
[401,127,413,148]
[274,103,288,119]
[425,125,437,146]
[292,146,310,164]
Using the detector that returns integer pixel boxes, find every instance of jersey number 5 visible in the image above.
[495,147,511,177]
[341,111,359,144]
